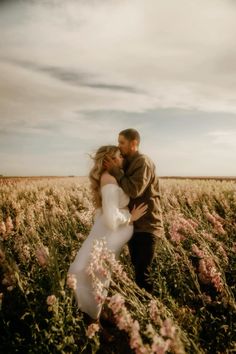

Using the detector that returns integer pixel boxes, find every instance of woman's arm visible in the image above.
[101,183,131,231]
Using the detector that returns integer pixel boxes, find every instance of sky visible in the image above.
[0,0,236,177]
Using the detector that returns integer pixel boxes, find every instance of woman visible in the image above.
[68,145,147,320]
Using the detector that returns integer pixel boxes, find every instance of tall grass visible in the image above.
[0,177,235,353]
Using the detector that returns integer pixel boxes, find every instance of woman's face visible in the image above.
[111,149,124,168]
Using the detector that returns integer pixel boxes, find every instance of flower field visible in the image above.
[0,177,235,353]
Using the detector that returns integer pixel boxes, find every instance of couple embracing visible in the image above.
[68,128,164,321]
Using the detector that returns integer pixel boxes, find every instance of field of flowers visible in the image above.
[0,176,235,354]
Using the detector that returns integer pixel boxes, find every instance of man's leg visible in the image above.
[128,232,157,293]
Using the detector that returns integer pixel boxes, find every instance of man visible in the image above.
[104,128,164,293]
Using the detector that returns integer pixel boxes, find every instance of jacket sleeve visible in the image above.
[101,184,131,231]
[110,157,152,198]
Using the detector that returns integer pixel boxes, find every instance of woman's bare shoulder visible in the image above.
[100,172,117,187]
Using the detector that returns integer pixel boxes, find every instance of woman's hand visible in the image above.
[130,203,148,222]
[103,156,118,170]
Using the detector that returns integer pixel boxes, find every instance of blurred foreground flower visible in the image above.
[0,221,6,236]
[67,273,77,290]
[46,294,58,312]
[86,323,100,338]
[192,244,223,292]
[5,216,14,234]
[46,295,57,306]
[35,245,49,267]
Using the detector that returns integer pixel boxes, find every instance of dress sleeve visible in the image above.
[101,184,131,231]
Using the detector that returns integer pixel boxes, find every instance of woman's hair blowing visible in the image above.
[89,145,119,208]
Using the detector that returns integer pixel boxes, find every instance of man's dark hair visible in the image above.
[119,128,140,144]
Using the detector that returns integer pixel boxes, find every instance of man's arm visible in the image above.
[110,157,152,198]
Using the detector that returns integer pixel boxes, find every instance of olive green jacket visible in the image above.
[110,151,164,237]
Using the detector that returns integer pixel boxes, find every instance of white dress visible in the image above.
[68,184,133,319]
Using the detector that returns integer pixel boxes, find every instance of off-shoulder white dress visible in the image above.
[68,184,133,319]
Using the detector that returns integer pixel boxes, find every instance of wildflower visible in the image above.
[169,221,185,244]
[86,322,100,338]
[87,239,129,307]
[83,198,91,209]
[22,245,31,261]
[0,249,5,264]
[217,245,228,264]
[7,286,14,292]
[108,293,125,313]
[201,293,212,304]
[76,232,85,240]
[2,273,15,289]
[160,319,176,339]
[35,245,49,267]
[192,244,205,258]
[149,300,161,325]
[108,294,149,353]
[60,290,65,297]
[168,214,197,244]
[5,216,14,234]
[204,206,226,236]
[0,221,6,235]
[201,231,215,242]
[151,337,171,354]
[67,273,77,290]
[74,211,81,219]
[46,294,57,306]
[198,258,224,292]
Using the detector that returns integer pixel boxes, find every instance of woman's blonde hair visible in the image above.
[89,145,120,208]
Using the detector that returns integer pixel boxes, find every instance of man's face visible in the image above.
[118,134,133,157]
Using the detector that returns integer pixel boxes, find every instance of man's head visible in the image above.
[118,129,140,157]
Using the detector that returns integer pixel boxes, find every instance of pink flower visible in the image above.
[201,231,215,242]
[5,216,14,234]
[160,319,176,339]
[46,294,57,306]
[192,244,205,258]
[151,336,171,354]
[86,323,100,338]
[198,258,223,292]
[0,221,6,235]
[22,245,31,261]
[204,207,226,236]
[217,245,228,264]
[149,300,161,325]
[168,214,197,244]
[87,239,129,306]
[169,221,185,244]
[76,232,85,240]
[108,293,125,313]
[67,273,77,290]
[35,245,49,267]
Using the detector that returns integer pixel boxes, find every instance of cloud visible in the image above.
[5,58,142,94]
[0,0,236,176]
[1,0,236,114]
[207,130,236,148]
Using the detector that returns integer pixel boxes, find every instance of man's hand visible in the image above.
[103,156,118,171]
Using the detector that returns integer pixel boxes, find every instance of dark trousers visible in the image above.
[128,232,157,293]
